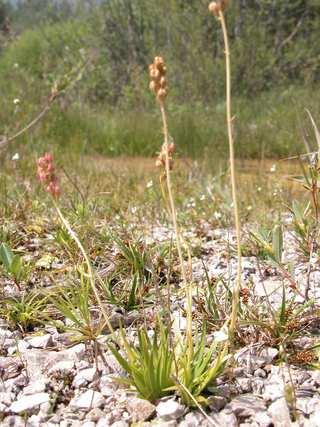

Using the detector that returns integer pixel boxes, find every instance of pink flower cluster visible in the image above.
[37,153,60,199]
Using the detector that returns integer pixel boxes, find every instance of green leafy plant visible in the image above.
[250,224,284,264]
[172,328,229,407]
[289,201,313,258]
[101,272,146,311]
[0,292,48,332]
[0,242,28,285]
[108,318,174,402]
[240,285,316,348]
[50,268,106,343]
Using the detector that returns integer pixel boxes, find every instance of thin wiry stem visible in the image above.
[219,11,242,341]
[159,102,193,356]
[53,201,115,337]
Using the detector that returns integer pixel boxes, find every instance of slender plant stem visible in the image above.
[159,102,193,356]
[219,11,242,341]
[53,201,115,336]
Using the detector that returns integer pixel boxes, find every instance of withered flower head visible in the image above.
[37,153,60,199]
[208,0,229,17]
[149,56,168,103]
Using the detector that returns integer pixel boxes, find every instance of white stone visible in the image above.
[72,368,96,388]
[156,398,185,421]
[0,392,13,406]
[23,379,48,395]
[69,390,105,410]
[27,334,53,349]
[268,398,291,427]
[110,422,129,427]
[10,393,50,413]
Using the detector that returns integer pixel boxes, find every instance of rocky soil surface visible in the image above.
[1,224,319,426]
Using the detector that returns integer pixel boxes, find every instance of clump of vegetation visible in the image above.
[0,1,320,425]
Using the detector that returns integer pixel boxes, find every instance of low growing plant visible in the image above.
[0,242,29,286]
[108,318,174,402]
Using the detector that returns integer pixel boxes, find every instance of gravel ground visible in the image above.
[1,224,319,427]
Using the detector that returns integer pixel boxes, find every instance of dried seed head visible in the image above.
[208,0,229,17]
[208,1,220,16]
[149,56,168,103]
[154,56,165,71]
[37,153,61,199]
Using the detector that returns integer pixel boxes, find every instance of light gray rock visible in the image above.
[8,339,30,355]
[263,376,285,401]
[210,409,238,427]
[64,343,86,359]
[23,379,48,395]
[237,378,252,393]
[156,398,185,421]
[23,348,81,380]
[111,422,129,427]
[69,390,105,410]
[72,368,96,388]
[179,412,209,427]
[96,416,114,426]
[126,396,156,422]
[235,346,278,371]
[0,329,13,339]
[27,334,53,349]
[0,392,13,406]
[255,411,273,427]
[268,398,291,427]
[10,392,50,413]
[86,407,105,422]
[0,402,7,413]
[225,394,266,418]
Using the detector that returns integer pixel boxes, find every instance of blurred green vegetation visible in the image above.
[0,0,320,159]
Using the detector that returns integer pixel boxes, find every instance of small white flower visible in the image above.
[257,187,262,192]
[270,164,277,173]
[247,205,252,211]
[13,98,20,105]
[13,63,19,69]
[146,180,153,189]
[200,194,206,201]
[12,153,20,161]
[131,206,137,214]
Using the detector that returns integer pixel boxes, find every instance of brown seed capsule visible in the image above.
[154,56,165,69]
[160,76,167,88]
[155,158,164,168]
[209,0,229,16]
[157,88,168,103]
[208,1,221,16]
[150,68,161,81]
[149,81,160,94]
